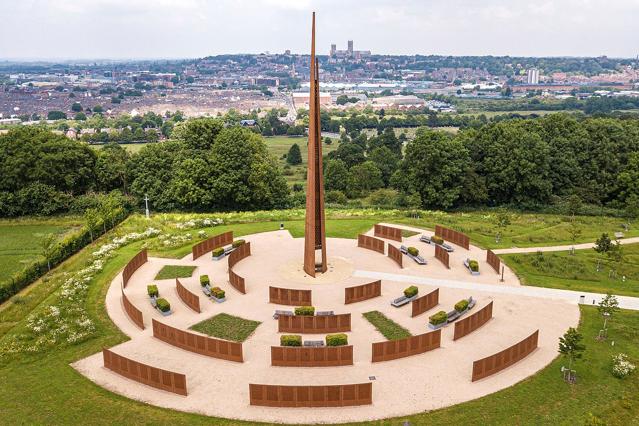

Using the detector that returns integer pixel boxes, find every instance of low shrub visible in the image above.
[281,334,302,346]
[468,260,479,272]
[210,286,225,299]
[429,310,448,325]
[326,333,348,346]
[407,246,419,256]
[404,286,419,298]
[212,247,225,257]
[431,235,444,245]
[232,239,246,248]
[199,275,210,287]
[295,306,315,316]
[455,299,469,312]
[156,298,170,312]
[147,284,159,298]
[612,353,636,378]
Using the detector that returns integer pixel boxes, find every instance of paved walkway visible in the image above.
[493,237,639,255]
[353,270,639,311]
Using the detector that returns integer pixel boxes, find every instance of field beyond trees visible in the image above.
[0,217,82,282]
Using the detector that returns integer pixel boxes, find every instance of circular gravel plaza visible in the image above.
[73,223,579,424]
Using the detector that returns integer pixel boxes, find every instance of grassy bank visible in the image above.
[503,244,639,297]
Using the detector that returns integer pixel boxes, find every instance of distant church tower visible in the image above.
[303,12,327,277]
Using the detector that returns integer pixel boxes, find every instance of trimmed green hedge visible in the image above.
[199,275,210,287]
[147,284,159,298]
[210,286,225,299]
[407,246,419,256]
[0,207,129,304]
[281,334,302,346]
[232,239,246,248]
[431,235,444,245]
[429,310,448,325]
[468,260,479,272]
[326,333,348,346]
[295,306,315,316]
[156,298,171,312]
[212,247,225,257]
[404,286,419,298]
[455,299,469,312]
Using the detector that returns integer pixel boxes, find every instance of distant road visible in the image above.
[493,237,639,255]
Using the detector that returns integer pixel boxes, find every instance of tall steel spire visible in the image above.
[303,12,327,277]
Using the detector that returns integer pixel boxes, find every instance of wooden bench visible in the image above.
[316,311,335,316]
[303,340,325,347]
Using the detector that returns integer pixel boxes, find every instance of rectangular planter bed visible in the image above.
[212,253,225,261]
[428,321,447,330]
[464,259,481,276]
[157,308,173,316]
[211,295,226,303]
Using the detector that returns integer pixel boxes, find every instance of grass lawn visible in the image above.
[0,217,82,282]
[392,211,636,249]
[0,214,638,424]
[263,135,339,188]
[190,313,261,342]
[154,265,197,280]
[363,311,412,340]
[503,244,639,297]
[401,229,419,238]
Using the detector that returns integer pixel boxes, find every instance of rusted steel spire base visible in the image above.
[303,12,327,277]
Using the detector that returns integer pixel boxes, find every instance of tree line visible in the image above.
[0,114,638,217]
[323,114,639,215]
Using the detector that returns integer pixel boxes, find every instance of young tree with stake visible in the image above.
[598,293,619,337]
[558,327,585,383]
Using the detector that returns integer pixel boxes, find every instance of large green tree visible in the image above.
[394,129,469,209]
[208,127,289,210]
[172,117,223,151]
[286,143,302,165]
[324,159,349,192]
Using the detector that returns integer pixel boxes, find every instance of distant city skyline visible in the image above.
[1,0,638,60]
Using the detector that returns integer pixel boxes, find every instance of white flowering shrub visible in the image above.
[159,233,193,247]
[1,227,162,357]
[174,218,223,230]
[612,353,636,378]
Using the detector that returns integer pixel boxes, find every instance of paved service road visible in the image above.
[353,270,639,311]
[492,237,639,255]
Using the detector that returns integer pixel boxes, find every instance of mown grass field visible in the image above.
[263,135,339,187]
[91,142,151,153]
[0,211,638,425]
[0,217,82,282]
[503,244,639,297]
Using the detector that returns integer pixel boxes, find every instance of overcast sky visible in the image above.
[1,0,638,60]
